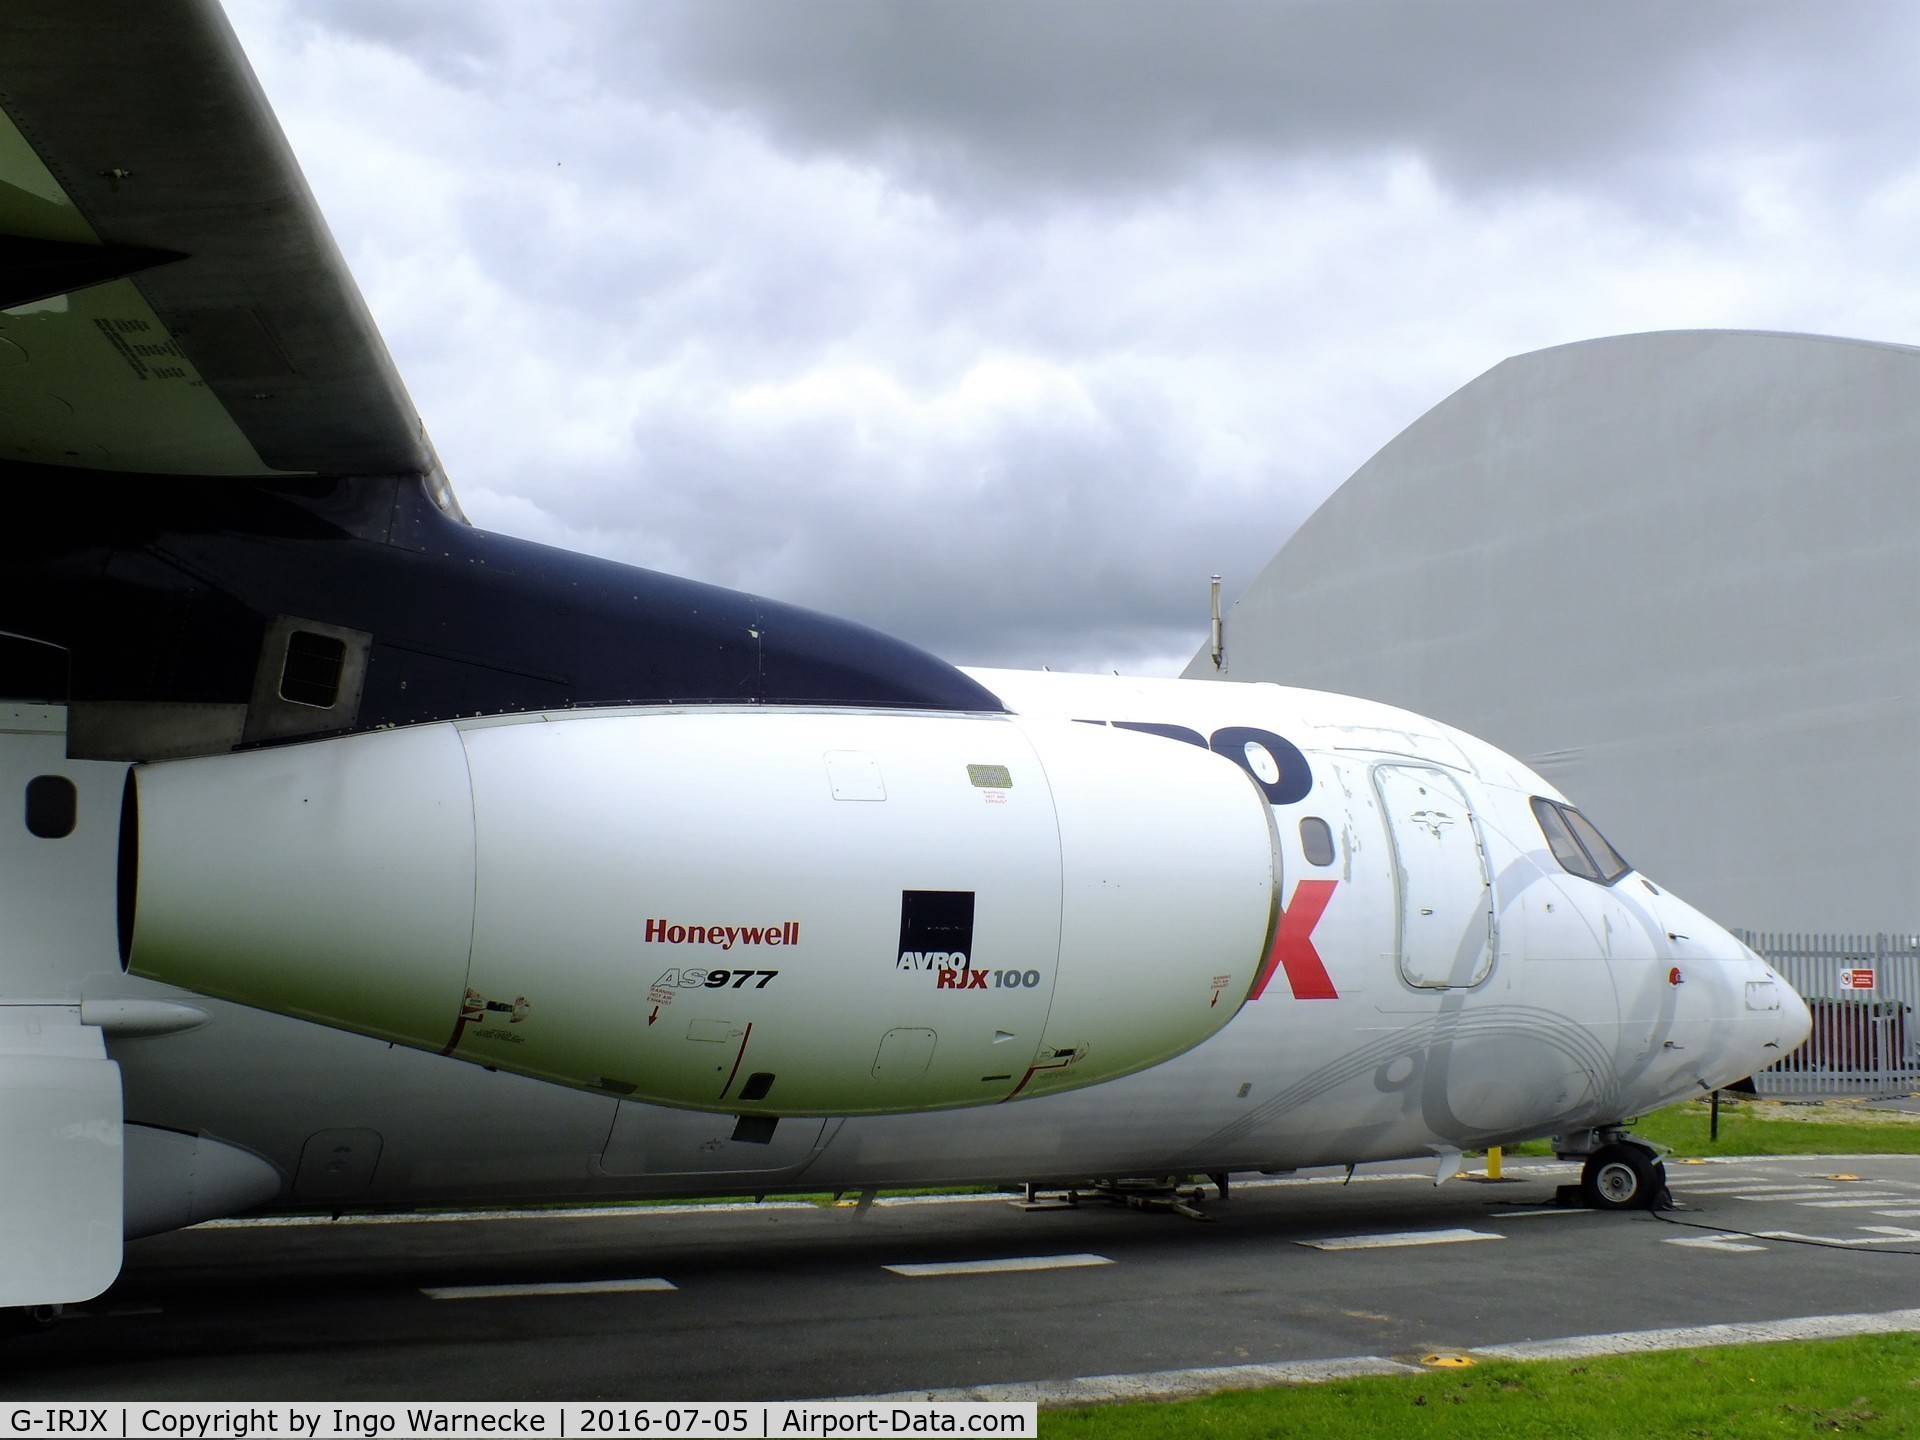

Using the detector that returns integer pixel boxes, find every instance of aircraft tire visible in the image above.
[1582,1143,1661,1210]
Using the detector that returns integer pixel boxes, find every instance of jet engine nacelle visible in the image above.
[119,708,1281,1115]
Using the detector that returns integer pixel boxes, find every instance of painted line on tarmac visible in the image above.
[1801,1197,1906,1207]
[1299,1227,1501,1251]
[1662,1235,1768,1253]
[1758,1226,1920,1246]
[885,1254,1112,1278]
[1473,1307,1920,1361]
[850,1354,1424,1405]
[1504,1207,1591,1217]
[421,1277,677,1299]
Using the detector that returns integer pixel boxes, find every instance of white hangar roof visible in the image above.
[1185,330,1920,934]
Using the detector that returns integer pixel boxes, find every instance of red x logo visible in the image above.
[1250,879,1339,1001]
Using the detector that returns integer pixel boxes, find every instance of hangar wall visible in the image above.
[1184,330,1920,934]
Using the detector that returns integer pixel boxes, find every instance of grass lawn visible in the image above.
[1043,1334,1920,1438]
[1508,1094,1920,1159]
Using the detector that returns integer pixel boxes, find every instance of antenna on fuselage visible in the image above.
[1210,574,1224,670]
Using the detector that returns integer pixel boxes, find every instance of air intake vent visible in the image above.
[279,630,347,708]
[244,617,370,745]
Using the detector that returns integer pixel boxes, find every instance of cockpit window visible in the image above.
[1562,807,1631,884]
[1530,796,1631,885]
[1531,798,1599,881]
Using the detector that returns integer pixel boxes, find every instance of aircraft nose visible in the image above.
[1704,930,1813,1088]
[1655,888,1811,1090]
[1747,938,1814,1058]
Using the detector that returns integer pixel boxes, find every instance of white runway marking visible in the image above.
[884,1253,1112,1278]
[1757,1226,1920,1246]
[1662,1236,1768,1253]
[1674,1183,1827,1196]
[1801,1197,1904,1208]
[1504,1207,1591,1217]
[421,1277,677,1300]
[1733,1189,1856,1202]
[1299,1228,1501,1252]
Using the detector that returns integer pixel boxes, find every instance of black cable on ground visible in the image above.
[1647,1200,1920,1257]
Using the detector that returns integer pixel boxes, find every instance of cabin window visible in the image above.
[1299,816,1336,867]
[25,775,76,839]
[1530,796,1630,885]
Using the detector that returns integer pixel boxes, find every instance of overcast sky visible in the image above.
[220,1,1920,676]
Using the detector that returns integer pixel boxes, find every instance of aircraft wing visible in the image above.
[0,0,456,509]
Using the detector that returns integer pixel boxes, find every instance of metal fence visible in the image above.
[1739,932,1920,1098]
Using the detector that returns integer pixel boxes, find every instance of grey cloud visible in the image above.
[282,0,509,83]
[618,1,1916,206]
[498,370,1315,670]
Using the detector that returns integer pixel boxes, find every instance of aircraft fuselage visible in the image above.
[0,667,1802,1227]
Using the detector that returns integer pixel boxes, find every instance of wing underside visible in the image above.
[0,0,454,508]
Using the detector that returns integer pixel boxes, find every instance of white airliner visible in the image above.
[0,5,1809,1314]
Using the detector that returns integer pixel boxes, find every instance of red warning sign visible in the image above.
[1840,968,1876,990]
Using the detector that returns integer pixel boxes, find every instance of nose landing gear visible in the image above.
[1554,1126,1670,1210]
[1583,1142,1667,1209]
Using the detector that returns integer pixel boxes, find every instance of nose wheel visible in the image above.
[1581,1142,1666,1210]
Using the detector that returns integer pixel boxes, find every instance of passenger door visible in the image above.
[1373,765,1496,989]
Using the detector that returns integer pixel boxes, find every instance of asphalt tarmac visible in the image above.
[7,1155,1920,1401]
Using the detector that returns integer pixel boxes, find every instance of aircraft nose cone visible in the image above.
[1733,937,1812,1078]
[1772,954,1814,1052]
[1654,894,1813,1096]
